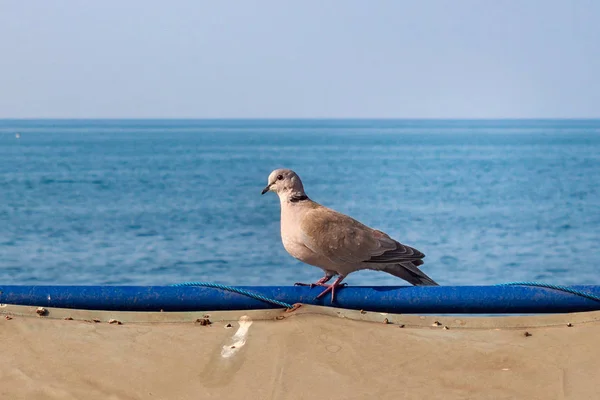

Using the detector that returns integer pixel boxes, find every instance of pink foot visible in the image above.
[294,275,333,288]
[315,276,346,303]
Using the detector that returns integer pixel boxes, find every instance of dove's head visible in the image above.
[261,168,306,200]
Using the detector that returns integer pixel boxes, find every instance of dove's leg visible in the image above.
[294,272,335,288]
[315,275,346,303]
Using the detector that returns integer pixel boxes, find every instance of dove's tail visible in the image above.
[383,261,439,286]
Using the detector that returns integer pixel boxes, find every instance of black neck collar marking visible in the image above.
[289,194,309,203]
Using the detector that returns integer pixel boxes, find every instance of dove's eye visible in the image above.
[277,175,283,180]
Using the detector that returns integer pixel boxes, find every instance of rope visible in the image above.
[497,281,600,302]
[172,280,600,307]
[171,282,293,309]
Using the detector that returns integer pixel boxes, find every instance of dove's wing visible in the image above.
[298,206,424,267]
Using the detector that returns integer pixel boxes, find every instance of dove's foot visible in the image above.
[294,282,317,288]
[294,275,334,288]
[315,276,346,303]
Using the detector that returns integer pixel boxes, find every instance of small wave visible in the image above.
[439,255,458,266]
[39,178,77,184]
[173,259,228,267]
[136,231,159,237]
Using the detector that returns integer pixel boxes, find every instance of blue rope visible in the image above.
[171,282,294,309]
[172,280,600,308]
[497,281,600,303]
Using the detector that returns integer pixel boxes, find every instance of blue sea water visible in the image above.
[1,119,599,287]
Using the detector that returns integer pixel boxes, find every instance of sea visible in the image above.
[1,119,599,287]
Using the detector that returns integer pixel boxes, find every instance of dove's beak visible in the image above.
[261,184,271,195]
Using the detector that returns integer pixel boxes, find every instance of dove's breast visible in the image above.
[281,235,312,261]
[280,201,334,271]
[281,235,334,272]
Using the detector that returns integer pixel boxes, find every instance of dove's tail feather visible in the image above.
[383,261,439,286]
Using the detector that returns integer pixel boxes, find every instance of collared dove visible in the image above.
[262,168,438,302]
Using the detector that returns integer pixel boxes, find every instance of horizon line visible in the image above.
[2,117,600,121]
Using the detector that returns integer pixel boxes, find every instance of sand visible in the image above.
[2,304,600,399]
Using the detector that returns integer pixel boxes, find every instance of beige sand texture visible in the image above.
[2,304,600,400]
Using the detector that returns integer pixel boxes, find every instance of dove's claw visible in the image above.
[294,282,316,288]
[294,275,334,288]
[315,276,346,303]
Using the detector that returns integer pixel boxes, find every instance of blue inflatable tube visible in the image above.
[1,285,600,314]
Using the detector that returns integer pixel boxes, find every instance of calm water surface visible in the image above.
[1,119,599,286]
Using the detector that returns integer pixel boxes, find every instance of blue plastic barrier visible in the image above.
[2,285,600,314]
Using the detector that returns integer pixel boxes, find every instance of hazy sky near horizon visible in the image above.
[1,1,599,118]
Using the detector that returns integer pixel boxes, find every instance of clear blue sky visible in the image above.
[1,0,599,118]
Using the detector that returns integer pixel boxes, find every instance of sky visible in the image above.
[0,0,599,119]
